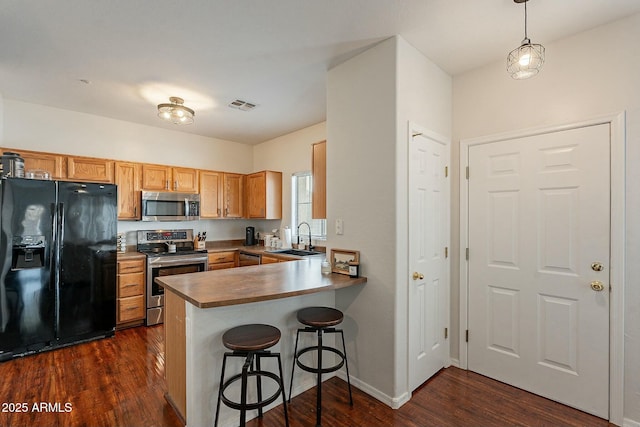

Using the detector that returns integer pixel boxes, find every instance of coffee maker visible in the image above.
[245,226,256,246]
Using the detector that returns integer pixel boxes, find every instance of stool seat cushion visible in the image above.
[222,324,281,351]
[297,306,344,328]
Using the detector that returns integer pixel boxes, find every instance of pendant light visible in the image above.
[157,97,195,125]
[507,0,545,79]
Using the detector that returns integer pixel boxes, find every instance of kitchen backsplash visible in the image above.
[117,219,281,247]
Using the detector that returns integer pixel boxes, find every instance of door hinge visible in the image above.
[466,166,469,180]
[465,329,469,342]
[445,166,449,178]
[445,247,448,258]
[465,248,469,261]
[444,327,448,339]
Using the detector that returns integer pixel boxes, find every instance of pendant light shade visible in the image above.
[507,0,545,79]
[157,97,195,125]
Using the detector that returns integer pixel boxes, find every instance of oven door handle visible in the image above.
[147,258,208,269]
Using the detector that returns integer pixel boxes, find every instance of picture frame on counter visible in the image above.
[330,249,360,275]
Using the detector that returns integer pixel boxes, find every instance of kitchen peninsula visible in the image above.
[156,256,366,427]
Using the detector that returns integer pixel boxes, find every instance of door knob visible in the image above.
[590,280,605,292]
[412,272,424,280]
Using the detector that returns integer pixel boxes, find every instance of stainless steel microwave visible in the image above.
[141,191,200,221]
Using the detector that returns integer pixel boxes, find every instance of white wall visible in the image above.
[1,99,260,242]
[394,37,452,398]
[3,99,253,171]
[451,13,640,424]
[327,35,452,404]
[253,122,326,239]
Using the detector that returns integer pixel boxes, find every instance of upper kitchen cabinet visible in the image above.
[67,156,115,183]
[222,173,244,218]
[3,147,66,179]
[115,162,141,220]
[199,170,223,218]
[142,164,198,192]
[312,141,326,219]
[246,171,282,219]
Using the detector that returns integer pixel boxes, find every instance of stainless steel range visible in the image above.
[137,229,208,325]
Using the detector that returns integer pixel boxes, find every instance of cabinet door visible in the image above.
[17,150,67,179]
[67,156,115,183]
[223,173,244,218]
[246,172,267,218]
[261,255,279,264]
[200,171,223,218]
[173,167,198,192]
[115,162,141,220]
[247,171,282,219]
[142,164,171,191]
[312,141,326,219]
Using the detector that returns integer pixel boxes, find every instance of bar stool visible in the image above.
[214,324,289,427]
[289,307,353,427]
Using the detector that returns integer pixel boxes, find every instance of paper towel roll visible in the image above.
[280,227,292,249]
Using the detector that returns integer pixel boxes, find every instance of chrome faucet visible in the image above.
[297,222,313,251]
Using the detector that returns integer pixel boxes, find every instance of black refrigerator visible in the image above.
[0,178,117,361]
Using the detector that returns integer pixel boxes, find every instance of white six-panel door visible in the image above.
[467,124,611,418]
[408,130,449,391]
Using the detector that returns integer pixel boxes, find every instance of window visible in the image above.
[292,172,326,242]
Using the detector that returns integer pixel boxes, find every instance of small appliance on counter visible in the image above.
[0,152,25,178]
[245,226,256,246]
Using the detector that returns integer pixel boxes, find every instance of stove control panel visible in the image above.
[137,229,193,244]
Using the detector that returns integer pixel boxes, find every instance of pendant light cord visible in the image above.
[524,1,529,40]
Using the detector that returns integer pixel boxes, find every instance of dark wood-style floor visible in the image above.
[0,325,612,427]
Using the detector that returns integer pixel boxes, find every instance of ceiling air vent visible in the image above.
[228,99,257,111]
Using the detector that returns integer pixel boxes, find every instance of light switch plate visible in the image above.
[335,218,344,235]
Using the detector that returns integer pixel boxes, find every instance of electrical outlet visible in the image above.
[335,218,344,235]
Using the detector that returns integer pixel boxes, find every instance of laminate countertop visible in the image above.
[155,256,366,309]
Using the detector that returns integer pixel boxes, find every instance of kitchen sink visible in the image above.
[266,249,325,257]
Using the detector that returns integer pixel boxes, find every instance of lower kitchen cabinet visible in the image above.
[208,251,238,270]
[260,255,280,264]
[116,257,146,328]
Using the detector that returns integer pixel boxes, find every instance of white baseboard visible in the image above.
[335,371,410,409]
[624,417,640,427]
[449,358,460,368]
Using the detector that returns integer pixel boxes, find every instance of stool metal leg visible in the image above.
[276,354,290,427]
[255,354,263,418]
[316,328,323,427]
[339,330,353,405]
[288,329,301,403]
[240,353,253,427]
[214,353,229,427]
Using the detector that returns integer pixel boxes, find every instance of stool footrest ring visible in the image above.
[295,346,346,374]
[220,370,282,411]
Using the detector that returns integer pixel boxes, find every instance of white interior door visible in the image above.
[467,124,610,418]
[408,130,449,391]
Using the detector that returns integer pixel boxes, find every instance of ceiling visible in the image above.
[1,1,639,145]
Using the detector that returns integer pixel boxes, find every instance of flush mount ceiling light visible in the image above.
[507,0,545,80]
[157,97,195,125]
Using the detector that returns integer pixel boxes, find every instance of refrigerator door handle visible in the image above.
[50,202,57,291]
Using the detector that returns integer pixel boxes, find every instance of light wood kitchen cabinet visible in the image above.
[208,251,238,270]
[115,162,141,220]
[246,170,282,219]
[142,164,171,191]
[199,170,223,218]
[142,164,198,192]
[116,257,146,328]
[260,254,280,264]
[173,167,199,192]
[2,147,66,179]
[67,156,115,183]
[312,140,326,219]
[222,173,244,218]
